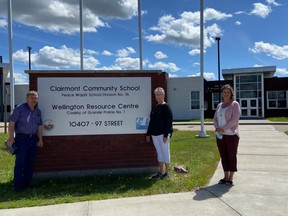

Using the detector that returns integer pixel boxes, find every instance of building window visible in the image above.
[236,75,262,100]
[212,93,221,110]
[267,91,287,109]
[191,91,200,109]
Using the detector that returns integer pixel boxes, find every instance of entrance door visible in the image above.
[240,98,258,117]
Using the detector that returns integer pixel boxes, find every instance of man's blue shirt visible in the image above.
[9,103,43,134]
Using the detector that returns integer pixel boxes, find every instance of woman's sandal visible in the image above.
[218,179,227,184]
[225,180,234,186]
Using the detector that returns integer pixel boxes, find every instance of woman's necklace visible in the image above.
[222,100,232,108]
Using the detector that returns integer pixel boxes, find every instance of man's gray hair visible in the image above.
[26,91,38,98]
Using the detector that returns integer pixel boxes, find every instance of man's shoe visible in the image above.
[24,182,34,189]
[160,173,170,179]
[150,172,163,179]
[13,186,23,193]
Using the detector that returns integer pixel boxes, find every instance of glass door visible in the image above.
[240,98,258,117]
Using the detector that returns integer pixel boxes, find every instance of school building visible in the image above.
[168,65,288,120]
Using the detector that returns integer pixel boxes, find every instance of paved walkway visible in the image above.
[1,122,288,215]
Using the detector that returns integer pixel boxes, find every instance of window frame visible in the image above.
[267,90,287,109]
[190,91,200,110]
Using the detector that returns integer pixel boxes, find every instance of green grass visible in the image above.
[267,117,288,122]
[0,131,219,209]
[267,116,288,134]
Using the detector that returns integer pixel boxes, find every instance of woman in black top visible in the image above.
[146,87,173,179]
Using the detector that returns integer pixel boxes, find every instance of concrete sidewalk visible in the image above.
[1,123,288,215]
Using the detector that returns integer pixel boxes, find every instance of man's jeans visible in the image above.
[14,135,38,190]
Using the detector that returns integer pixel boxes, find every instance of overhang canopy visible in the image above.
[222,66,276,80]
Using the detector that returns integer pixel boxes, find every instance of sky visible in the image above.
[0,0,288,84]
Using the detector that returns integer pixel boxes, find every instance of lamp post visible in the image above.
[27,46,32,70]
[215,37,221,103]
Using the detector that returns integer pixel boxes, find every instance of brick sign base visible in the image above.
[26,70,168,177]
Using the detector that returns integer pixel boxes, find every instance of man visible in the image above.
[7,91,43,192]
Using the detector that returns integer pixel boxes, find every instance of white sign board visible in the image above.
[38,77,151,136]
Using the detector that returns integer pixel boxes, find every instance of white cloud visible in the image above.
[11,45,143,71]
[36,46,82,68]
[188,48,207,56]
[13,45,100,70]
[84,56,101,70]
[102,50,113,56]
[12,49,28,62]
[82,0,138,19]
[189,49,200,56]
[235,21,241,25]
[204,72,216,80]
[188,72,215,80]
[148,61,180,72]
[266,0,280,6]
[84,49,98,55]
[235,11,246,15]
[168,73,178,78]
[204,8,232,21]
[95,65,122,70]
[117,47,136,58]
[0,18,7,28]
[250,41,288,60]
[96,57,149,71]
[114,57,139,70]
[253,64,264,67]
[0,0,137,34]
[145,8,230,51]
[250,3,272,18]
[7,72,28,84]
[48,1,76,18]
[154,51,168,59]
[276,67,288,75]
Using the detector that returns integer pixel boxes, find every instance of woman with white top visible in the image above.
[213,84,241,186]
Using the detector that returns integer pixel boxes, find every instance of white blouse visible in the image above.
[217,107,235,135]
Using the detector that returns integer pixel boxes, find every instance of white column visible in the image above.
[138,0,143,70]
[197,0,209,138]
[80,0,84,70]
